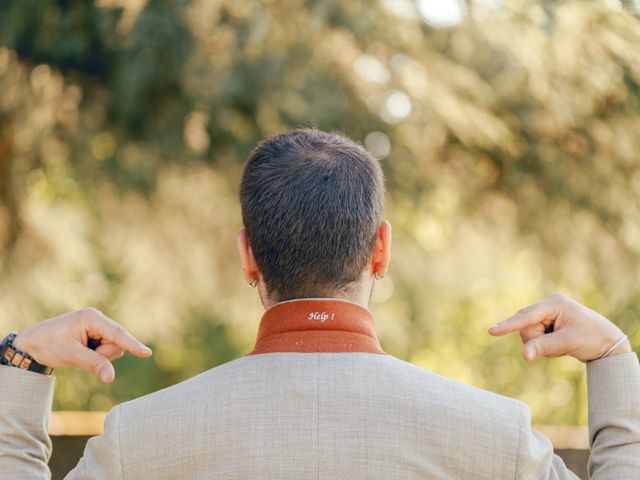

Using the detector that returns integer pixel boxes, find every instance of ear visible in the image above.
[371,220,392,277]
[236,228,260,284]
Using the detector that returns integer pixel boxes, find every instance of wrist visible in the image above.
[12,331,49,367]
[596,332,631,360]
[607,339,632,357]
[12,331,35,357]
[1,332,54,375]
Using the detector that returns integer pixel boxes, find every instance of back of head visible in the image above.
[240,129,384,301]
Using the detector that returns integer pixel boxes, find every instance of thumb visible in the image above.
[522,331,569,361]
[70,345,116,383]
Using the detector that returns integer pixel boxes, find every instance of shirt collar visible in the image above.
[247,298,386,355]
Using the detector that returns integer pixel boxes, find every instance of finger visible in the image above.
[94,343,125,361]
[81,309,152,358]
[519,323,546,344]
[489,300,557,336]
[69,345,116,383]
[522,330,572,361]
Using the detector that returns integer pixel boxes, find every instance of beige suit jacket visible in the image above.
[2,352,640,479]
[1,299,639,479]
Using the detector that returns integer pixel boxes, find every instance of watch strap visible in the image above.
[0,332,54,375]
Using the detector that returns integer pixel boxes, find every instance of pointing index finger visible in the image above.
[82,309,152,358]
[489,299,557,336]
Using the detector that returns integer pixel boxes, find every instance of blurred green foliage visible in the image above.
[0,0,639,425]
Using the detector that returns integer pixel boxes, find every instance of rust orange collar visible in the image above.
[247,298,386,355]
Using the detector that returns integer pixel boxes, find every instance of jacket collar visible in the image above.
[247,298,386,355]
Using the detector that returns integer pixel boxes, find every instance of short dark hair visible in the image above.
[240,129,384,301]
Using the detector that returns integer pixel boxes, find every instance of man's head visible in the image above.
[236,129,391,306]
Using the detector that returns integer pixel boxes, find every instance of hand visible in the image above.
[12,308,152,383]
[489,294,631,362]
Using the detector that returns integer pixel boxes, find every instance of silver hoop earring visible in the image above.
[248,279,258,288]
[374,272,384,280]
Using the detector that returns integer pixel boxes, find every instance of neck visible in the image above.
[259,280,375,310]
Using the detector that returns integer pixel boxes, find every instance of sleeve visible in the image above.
[586,352,640,479]
[515,351,640,480]
[0,365,55,479]
[0,365,125,480]
[63,405,124,480]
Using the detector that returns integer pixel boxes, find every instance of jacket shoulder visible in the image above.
[117,356,251,414]
[372,354,528,423]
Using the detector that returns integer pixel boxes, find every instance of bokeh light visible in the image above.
[417,0,467,28]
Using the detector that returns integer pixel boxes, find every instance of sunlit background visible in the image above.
[1,0,640,429]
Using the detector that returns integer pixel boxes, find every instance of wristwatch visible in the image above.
[0,332,54,375]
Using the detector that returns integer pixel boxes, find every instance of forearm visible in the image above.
[587,351,640,479]
[0,365,55,478]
